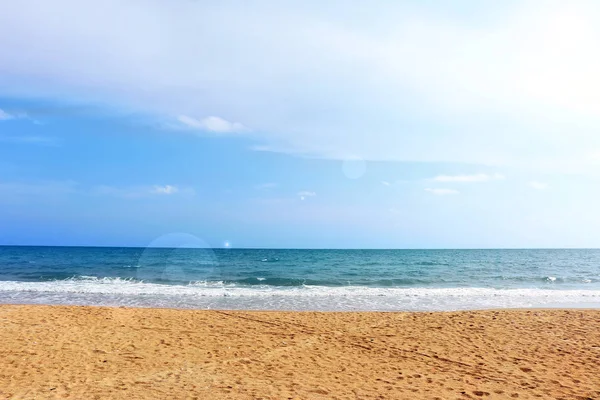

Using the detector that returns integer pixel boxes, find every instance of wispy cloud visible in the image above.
[0,181,193,201]
[0,181,78,202]
[3,2,600,170]
[433,173,505,183]
[90,185,145,199]
[151,185,178,195]
[298,191,316,200]
[0,109,13,120]
[381,181,391,186]
[425,188,459,196]
[255,182,277,190]
[0,109,32,122]
[177,115,247,134]
[0,135,60,146]
[92,184,191,198]
[529,181,549,190]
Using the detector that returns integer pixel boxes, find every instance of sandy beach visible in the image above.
[0,306,599,399]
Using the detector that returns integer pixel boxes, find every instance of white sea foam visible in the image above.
[1,279,600,311]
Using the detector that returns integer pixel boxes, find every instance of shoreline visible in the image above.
[2,301,600,312]
[3,284,600,312]
[2,305,600,399]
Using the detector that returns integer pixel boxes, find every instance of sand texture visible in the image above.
[0,305,599,399]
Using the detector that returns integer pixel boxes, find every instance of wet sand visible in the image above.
[1,305,599,399]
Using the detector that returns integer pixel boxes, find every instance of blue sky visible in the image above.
[1,0,600,248]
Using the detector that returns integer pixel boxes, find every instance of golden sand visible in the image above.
[1,305,599,399]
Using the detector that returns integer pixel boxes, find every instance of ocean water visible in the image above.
[1,246,600,311]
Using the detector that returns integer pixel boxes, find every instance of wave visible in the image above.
[414,261,450,266]
[1,278,600,297]
[2,278,600,311]
[3,269,599,291]
[27,275,438,287]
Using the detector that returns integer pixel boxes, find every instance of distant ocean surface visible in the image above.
[1,246,600,311]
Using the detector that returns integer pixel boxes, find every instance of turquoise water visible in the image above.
[1,246,600,311]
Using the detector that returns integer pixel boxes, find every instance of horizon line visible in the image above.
[1,244,599,251]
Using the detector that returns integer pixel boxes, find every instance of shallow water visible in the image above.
[1,246,599,311]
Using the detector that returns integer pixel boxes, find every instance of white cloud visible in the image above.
[2,2,600,169]
[381,181,391,186]
[93,184,188,198]
[298,190,316,200]
[0,181,192,200]
[151,185,178,195]
[0,109,30,122]
[425,188,459,196]
[177,115,247,133]
[0,109,13,120]
[433,173,505,183]
[529,181,549,190]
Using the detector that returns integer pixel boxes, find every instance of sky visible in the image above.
[1,0,600,248]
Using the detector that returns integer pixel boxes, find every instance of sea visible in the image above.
[1,246,600,311]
